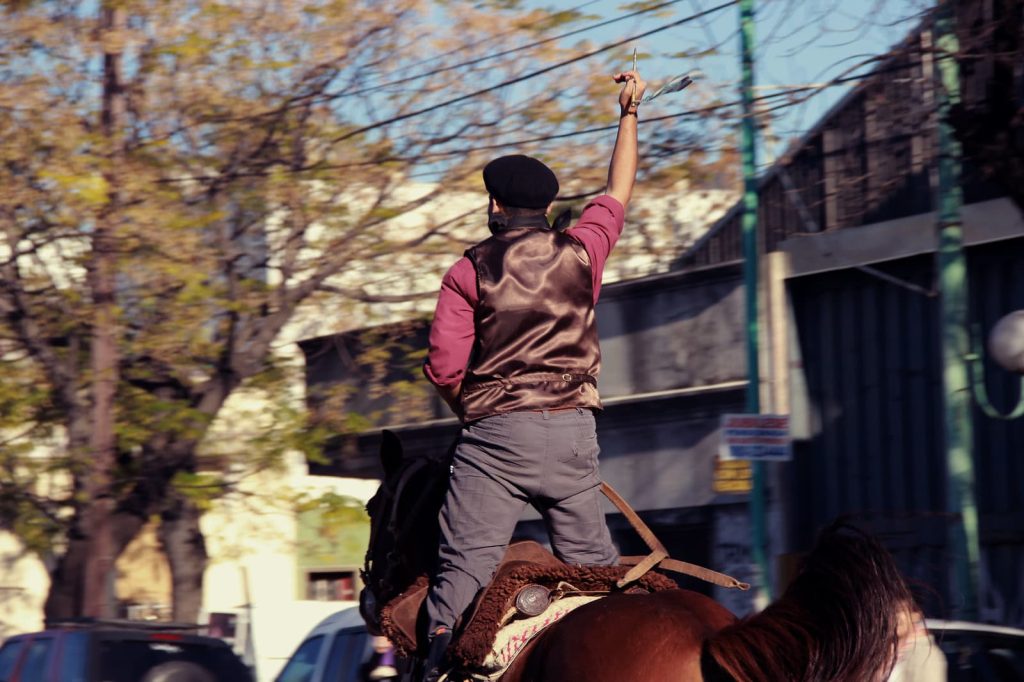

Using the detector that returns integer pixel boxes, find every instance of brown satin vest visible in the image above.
[461,219,602,421]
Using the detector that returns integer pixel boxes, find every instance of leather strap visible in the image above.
[619,556,750,591]
[617,550,668,587]
[601,481,750,591]
[465,372,597,393]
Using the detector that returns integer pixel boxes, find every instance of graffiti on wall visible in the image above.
[712,506,759,616]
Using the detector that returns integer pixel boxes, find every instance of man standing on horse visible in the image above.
[420,68,647,681]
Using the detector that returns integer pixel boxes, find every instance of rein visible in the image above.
[601,482,749,591]
[364,456,439,597]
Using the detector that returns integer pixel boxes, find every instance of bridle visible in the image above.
[360,455,447,632]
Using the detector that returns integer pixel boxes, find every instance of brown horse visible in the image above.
[360,431,915,681]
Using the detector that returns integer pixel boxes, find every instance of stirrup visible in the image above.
[420,629,453,682]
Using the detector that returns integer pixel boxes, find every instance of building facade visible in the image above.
[304,0,1024,624]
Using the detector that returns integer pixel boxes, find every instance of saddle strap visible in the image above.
[619,555,750,591]
[600,482,750,591]
[617,549,668,588]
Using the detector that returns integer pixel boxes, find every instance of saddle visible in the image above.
[378,541,558,658]
[377,539,679,671]
[375,482,750,675]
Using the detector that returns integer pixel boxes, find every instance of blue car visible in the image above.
[0,619,253,682]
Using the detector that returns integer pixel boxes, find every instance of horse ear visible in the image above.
[380,429,403,479]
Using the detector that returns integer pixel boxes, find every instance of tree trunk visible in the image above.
[43,530,89,621]
[159,493,209,623]
[44,509,146,621]
[82,0,125,619]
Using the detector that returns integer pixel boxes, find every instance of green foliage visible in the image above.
[294,491,370,566]
[515,8,599,33]
[116,388,212,451]
[665,47,720,59]
[0,495,64,556]
[0,0,716,606]
[294,491,368,523]
[170,471,226,511]
[469,0,524,10]
[618,0,672,13]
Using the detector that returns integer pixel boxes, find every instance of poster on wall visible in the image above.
[719,414,791,461]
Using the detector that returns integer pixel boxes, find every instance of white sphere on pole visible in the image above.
[988,310,1024,374]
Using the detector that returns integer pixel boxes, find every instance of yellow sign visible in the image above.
[713,458,753,494]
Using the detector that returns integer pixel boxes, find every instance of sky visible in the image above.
[511,0,936,169]
[313,0,939,182]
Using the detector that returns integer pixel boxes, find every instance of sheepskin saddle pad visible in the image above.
[377,540,679,673]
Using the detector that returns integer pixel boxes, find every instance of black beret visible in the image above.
[482,155,559,209]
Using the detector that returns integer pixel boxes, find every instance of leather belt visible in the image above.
[465,372,597,393]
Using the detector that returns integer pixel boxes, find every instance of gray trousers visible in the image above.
[425,407,618,633]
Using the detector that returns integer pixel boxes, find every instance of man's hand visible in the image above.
[606,70,645,208]
[613,70,647,116]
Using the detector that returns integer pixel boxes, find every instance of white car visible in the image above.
[274,607,408,682]
[890,619,1024,681]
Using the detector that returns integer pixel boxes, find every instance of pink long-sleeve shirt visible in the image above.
[424,195,625,387]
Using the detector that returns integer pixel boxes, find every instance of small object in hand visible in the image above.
[631,47,639,106]
[641,72,695,104]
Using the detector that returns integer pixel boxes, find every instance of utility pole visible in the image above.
[83,0,125,618]
[934,0,980,620]
[738,0,772,603]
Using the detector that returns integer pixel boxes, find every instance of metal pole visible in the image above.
[739,0,772,602]
[935,0,980,620]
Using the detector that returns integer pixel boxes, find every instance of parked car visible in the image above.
[0,619,254,682]
[274,607,408,682]
[890,619,1024,681]
[932,620,1024,681]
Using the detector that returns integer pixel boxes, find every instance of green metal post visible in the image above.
[935,0,980,620]
[739,0,772,602]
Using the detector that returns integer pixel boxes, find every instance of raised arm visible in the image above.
[605,70,647,209]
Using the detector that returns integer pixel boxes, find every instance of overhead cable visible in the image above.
[333,0,740,144]
[155,68,874,184]
[363,0,602,86]
[158,42,912,184]
[326,70,872,168]
[354,0,695,96]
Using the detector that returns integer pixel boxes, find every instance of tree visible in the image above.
[0,0,612,620]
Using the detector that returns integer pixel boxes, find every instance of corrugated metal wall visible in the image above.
[968,238,1024,624]
[788,236,1024,622]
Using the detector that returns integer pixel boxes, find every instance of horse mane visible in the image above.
[703,521,913,682]
[363,431,452,605]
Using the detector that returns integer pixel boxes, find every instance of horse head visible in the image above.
[360,430,451,634]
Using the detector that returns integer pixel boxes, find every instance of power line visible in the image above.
[333,0,740,144]
[157,44,914,185]
[187,0,904,182]
[353,0,697,97]
[359,0,602,90]
[154,69,871,185]
[326,70,873,168]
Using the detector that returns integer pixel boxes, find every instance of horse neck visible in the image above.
[704,524,911,682]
